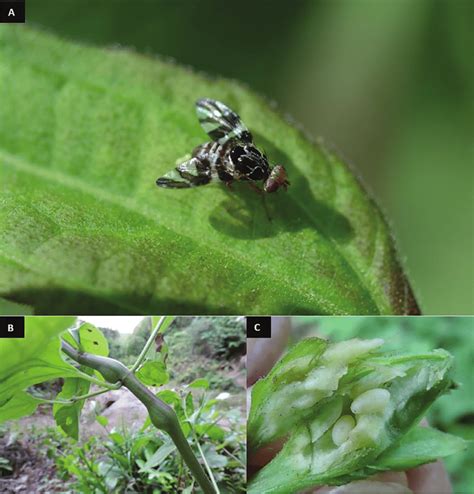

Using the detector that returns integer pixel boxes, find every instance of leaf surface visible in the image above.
[136,361,169,386]
[0,391,43,423]
[53,377,91,440]
[0,316,77,401]
[0,316,78,423]
[76,322,109,356]
[0,297,33,315]
[0,27,418,314]
[368,426,467,471]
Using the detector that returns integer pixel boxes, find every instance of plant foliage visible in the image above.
[0,26,418,315]
[0,316,245,493]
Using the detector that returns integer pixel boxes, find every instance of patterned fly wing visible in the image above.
[156,156,214,188]
[196,98,253,145]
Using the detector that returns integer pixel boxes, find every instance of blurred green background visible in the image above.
[292,316,474,493]
[26,0,473,314]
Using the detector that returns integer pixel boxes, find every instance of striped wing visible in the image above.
[156,157,214,188]
[196,98,253,145]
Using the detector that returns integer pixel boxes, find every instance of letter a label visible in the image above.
[1,2,26,23]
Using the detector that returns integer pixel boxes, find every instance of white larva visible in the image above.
[332,415,356,446]
[351,388,391,415]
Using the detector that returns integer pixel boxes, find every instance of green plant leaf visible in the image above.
[195,423,225,442]
[96,414,109,427]
[188,378,210,389]
[138,441,176,472]
[367,426,467,471]
[76,322,109,356]
[151,316,176,334]
[0,316,78,408]
[0,391,43,423]
[136,361,169,386]
[0,297,33,315]
[53,377,91,440]
[202,444,229,469]
[0,26,418,315]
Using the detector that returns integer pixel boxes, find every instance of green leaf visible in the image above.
[368,426,467,471]
[0,26,417,315]
[76,322,109,356]
[195,423,226,442]
[0,391,43,423]
[95,414,109,427]
[0,297,33,315]
[53,377,91,440]
[188,378,210,389]
[136,361,169,386]
[151,316,175,334]
[0,316,78,409]
[202,444,229,468]
[109,432,125,445]
[139,442,176,472]
[62,325,81,348]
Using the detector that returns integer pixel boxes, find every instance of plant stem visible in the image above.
[130,316,165,373]
[183,394,220,494]
[42,388,111,405]
[60,340,216,494]
[74,369,121,390]
[188,416,221,494]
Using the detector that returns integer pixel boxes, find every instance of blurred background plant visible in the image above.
[25,0,473,314]
[291,316,474,494]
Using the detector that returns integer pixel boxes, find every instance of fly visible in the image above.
[156,98,290,194]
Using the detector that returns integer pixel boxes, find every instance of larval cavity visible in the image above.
[351,388,391,415]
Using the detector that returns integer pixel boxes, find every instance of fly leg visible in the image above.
[247,183,272,222]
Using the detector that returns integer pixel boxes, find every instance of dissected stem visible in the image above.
[60,340,216,494]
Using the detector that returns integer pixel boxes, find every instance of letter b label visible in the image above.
[0,317,25,338]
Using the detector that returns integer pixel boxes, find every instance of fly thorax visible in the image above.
[230,144,269,181]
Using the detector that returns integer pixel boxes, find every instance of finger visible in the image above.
[314,480,413,493]
[313,472,410,494]
[247,437,286,477]
[407,460,452,494]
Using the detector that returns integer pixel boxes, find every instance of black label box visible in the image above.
[246,317,271,338]
[0,1,25,23]
[0,317,25,338]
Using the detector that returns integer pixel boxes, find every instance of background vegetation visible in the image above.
[292,316,474,493]
[25,0,474,313]
[0,317,246,493]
